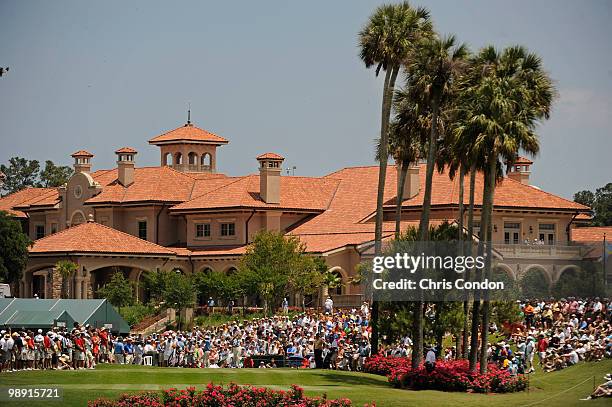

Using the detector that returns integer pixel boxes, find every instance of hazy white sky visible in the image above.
[1,0,610,199]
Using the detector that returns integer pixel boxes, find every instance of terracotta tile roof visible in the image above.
[171,175,340,212]
[173,246,247,257]
[148,123,228,145]
[291,221,439,253]
[257,152,284,160]
[0,188,56,218]
[290,166,399,236]
[29,221,175,255]
[293,232,389,253]
[115,147,137,154]
[71,150,94,158]
[513,156,533,165]
[571,226,612,243]
[379,164,588,212]
[190,176,237,197]
[85,167,199,204]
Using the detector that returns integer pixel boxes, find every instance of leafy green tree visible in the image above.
[142,269,171,306]
[143,268,196,328]
[492,301,522,327]
[196,271,245,307]
[238,231,314,315]
[519,269,550,299]
[574,190,595,208]
[574,183,612,226]
[0,211,31,285]
[164,271,196,330]
[552,263,606,298]
[97,271,134,311]
[288,256,325,310]
[359,1,432,354]
[38,160,73,188]
[0,157,40,195]
[55,260,78,299]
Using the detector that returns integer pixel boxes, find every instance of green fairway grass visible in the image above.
[1,360,611,407]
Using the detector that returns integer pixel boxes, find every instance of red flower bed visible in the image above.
[364,356,527,394]
[88,384,373,407]
[363,354,411,376]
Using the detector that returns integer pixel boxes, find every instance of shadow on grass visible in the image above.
[312,372,391,387]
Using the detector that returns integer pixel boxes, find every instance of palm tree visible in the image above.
[455,45,555,373]
[359,1,432,354]
[55,260,78,299]
[403,34,468,368]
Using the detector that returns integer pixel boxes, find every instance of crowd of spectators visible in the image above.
[0,324,111,372]
[2,297,610,379]
[108,301,372,370]
[482,298,612,375]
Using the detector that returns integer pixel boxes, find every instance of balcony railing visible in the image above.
[171,164,213,173]
[491,242,586,259]
[329,294,365,308]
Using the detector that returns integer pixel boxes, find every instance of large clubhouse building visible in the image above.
[0,119,607,306]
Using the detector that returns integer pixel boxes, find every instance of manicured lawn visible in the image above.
[1,360,611,406]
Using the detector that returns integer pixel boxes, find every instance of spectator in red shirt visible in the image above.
[537,334,548,366]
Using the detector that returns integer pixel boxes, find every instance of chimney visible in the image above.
[506,156,532,185]
[115,147,137,187]
[257,152,284,204]
[71,150,94,173]
[396,161,420,200]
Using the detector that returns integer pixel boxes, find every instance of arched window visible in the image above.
[188,152,197,165]
[175,152,183,165]
[70,211,86,226]
[164,153,173,166]
[225,266,238,275]
[201,153,211,167]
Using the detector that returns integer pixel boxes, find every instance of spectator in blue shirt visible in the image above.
[114,338,125,364]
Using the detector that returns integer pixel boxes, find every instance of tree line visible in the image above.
[574,183,612,226]
[1,157,73,196]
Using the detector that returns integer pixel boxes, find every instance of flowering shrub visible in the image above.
[363,354,411,376]
[364,356,527,394]
[88,384,368,407]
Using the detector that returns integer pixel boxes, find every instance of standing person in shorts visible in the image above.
[52,333,62,370]
[74,332,86,369]
[537,334,548,366]
[34,329,44,369]
[43,332,53,370]
[84,333,95,369]
[114,337,125,364]
[99,327,109,363]
[25,334,35,370]
[91,331,100,364]
[0,333,10,372]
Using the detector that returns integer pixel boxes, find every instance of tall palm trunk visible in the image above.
[417,99,439,242]
[469,164,492,372]
[458,164,465,237]
[479,155,497,374]
[395,159,409,239]
[412,98,439,369]
[371,65,400,355]
[462,164,476,359]
[456,164,465,357]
